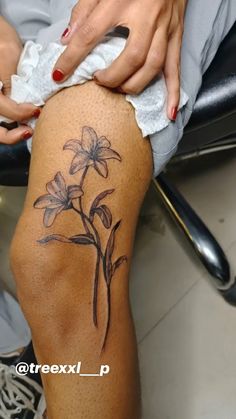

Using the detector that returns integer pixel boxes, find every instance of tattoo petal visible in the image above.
[63,139,82,154]
[97,147,121,161]
[70,152,90,174]
[43,206,64,227]
[67,185,83,199]
[94,160,108,178]
[54,171,67,191]
[81,126,98,152]
[34,194,61,209]
[97,136,111,148]
[46,172,67,201]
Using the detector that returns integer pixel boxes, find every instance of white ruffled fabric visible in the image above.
[0,36,188,148]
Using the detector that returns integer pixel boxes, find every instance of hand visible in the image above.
[53,0,187,120]
[0,17,40,144]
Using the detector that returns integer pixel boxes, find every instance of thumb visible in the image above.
[61,0,99,44]
[164,34,181,121]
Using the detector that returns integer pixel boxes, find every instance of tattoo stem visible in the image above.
[101,284,111,352]
[93,253,100,327]
[78,167,90,236]
[71,205,103,256]
[72,204,102,327]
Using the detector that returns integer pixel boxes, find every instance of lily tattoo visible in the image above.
[33,126,127,351]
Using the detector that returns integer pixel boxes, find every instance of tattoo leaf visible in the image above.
[37,234,72,244]
[69,234,95,245]
[37,233,95,246]
[91,205,112,229]
[90,189,114,218]
[104,220,121,284]
[112,256,128,276]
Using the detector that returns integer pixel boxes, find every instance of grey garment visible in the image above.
[0,0,51,42]
[1,0,236,175]
[150,0,236,175]
[0,289,31,353]
[0,0,75,44]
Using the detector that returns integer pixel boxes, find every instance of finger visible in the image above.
[94,24,156,88]
[0,125,33,145]
[119,27,168,94]
[0,42,22,96]
[164,30,182,121]
[1,78,12,96]
[52,2,114,82]
[1,68,17,97]
[0,94,41,122]
[61,0,99,43]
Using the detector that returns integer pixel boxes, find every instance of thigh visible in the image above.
[10,80,152,419]
[12,81,153,333]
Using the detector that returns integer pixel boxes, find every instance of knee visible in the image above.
[9,213,81,312]
[9,218,96,344]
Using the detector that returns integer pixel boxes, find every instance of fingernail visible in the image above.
[61,26,71,39]
[22,131,32,140]
[117,87,125,93]
[93,75,103,87]
[171,106,178,121]
[52,69,65,82]
[32,109,41,118]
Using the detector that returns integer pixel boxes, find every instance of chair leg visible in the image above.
[153,173,236,306]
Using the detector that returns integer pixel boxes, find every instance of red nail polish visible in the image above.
[52,69,65,82]
[33,109,41,118]
[62,27,70,38]
[22,131,32,140]
[171,107,178,121]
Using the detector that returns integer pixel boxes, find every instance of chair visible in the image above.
[1,22,236,304]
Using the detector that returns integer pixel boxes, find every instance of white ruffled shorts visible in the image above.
[0,0,236,176]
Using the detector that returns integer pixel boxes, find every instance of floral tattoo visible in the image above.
[33,126,127,351]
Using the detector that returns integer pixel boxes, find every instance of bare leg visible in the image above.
[10,82,153,419]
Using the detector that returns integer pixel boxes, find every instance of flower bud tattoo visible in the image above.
[33,126,127,351]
